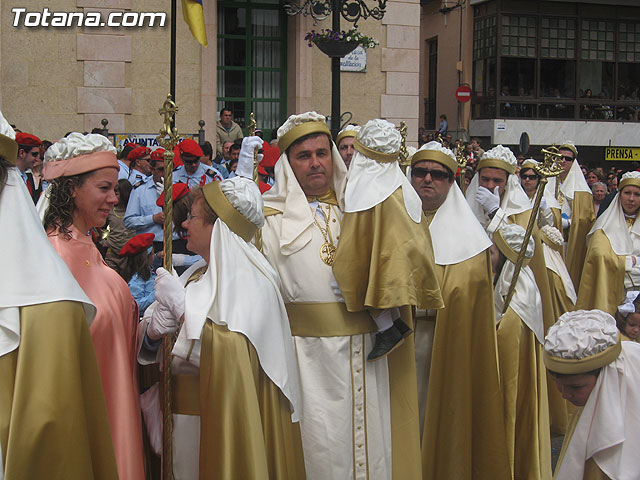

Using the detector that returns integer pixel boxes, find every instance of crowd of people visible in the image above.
[2,105,640,480]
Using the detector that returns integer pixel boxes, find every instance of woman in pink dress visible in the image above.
[42,133,145,480]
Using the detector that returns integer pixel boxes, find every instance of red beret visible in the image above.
[128,146,151,162]
[178,138,203,158]
[124,142,138,149]
[259,181,272,194]
[156,182,190,207]
[150,148,165,162]
[260,143,279,168]
[119,233,155,256]
[172,146,184,167]
[16,132,42,148]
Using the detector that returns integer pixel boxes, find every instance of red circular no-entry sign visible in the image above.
[456,85,472,103]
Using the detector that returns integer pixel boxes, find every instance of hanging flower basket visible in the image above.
[316,40,359,57]
[305,28,379,58]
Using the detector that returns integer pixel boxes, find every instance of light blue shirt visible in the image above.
[124,176,164,241]
[129,169,150,186]
[173,162,222,189]
[118,160,130,180]
[128,271,155,316]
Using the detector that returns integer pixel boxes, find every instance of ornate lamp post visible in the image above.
[284,0,388,138]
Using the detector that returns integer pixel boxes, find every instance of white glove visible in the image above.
[539,197,548,211]
[330,280,345,303]
[475,186,501,214]
[561,213,571,230]
[155,267,185,320]
[147,304,180,341]
[236,136,263,179]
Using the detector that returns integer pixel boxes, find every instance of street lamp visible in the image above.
[284,0,388,137]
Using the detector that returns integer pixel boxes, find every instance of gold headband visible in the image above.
[520,160,538,171]
[202,181,258,242]
[353,139,398,164]
[543,335,622,374]
[0,134,18,166]
[411,149,458,174]
[619,178,640,192]
[278,121,332,154]
[477,158,516,175]
[559,144,578,159]
[336,129,357,145]
[493,229,532,267]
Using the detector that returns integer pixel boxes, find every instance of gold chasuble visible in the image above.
[0,302,117,479]
[565,191,596,289]
[198,321,305,479]
[576,229,626,315]
[333,187,443,311]
[416,234,512,479]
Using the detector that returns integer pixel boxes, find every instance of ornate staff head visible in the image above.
[397,121,409,169]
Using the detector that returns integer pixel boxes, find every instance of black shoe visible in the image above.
[367,326,405,361]
[393,319,413,338]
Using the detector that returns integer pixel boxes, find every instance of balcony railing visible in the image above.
[473,97,640,122]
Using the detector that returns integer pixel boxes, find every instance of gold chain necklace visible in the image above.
[312,204,337,266]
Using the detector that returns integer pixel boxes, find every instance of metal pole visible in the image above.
[330,0,341,139]
[170,0,177,120]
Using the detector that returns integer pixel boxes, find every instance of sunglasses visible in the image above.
[411,167,450,181]
[561,155,574,161]
[521,174,539,180]
[183,159,199,165]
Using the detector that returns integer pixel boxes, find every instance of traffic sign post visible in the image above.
[456,85,472,103]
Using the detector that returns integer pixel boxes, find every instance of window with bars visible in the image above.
[581,20,615,61]
[217,0,287,139]
[473,16,496,60]
[501,15,536,58]
[541,17,575,59]
[619,22,640,62]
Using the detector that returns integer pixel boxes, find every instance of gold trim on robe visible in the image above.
[0,301,117,479]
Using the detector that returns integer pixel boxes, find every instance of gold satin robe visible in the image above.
[415,219,511,480]
[576,229,626,316]
[565,191,596,290]
[497,308,552,480]
[170,270,305,480]
[0,301,117,479]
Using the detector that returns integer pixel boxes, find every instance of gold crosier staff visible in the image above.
[156,94,181,480]
[247,112,263,250]
[397,121,410,174]
[501,145,563,315]
[453,139,468,194]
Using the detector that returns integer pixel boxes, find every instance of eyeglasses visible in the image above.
[411,167,450,181]
[186,213,200,220]
[521,174,539,180]
[561,155,574,162]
